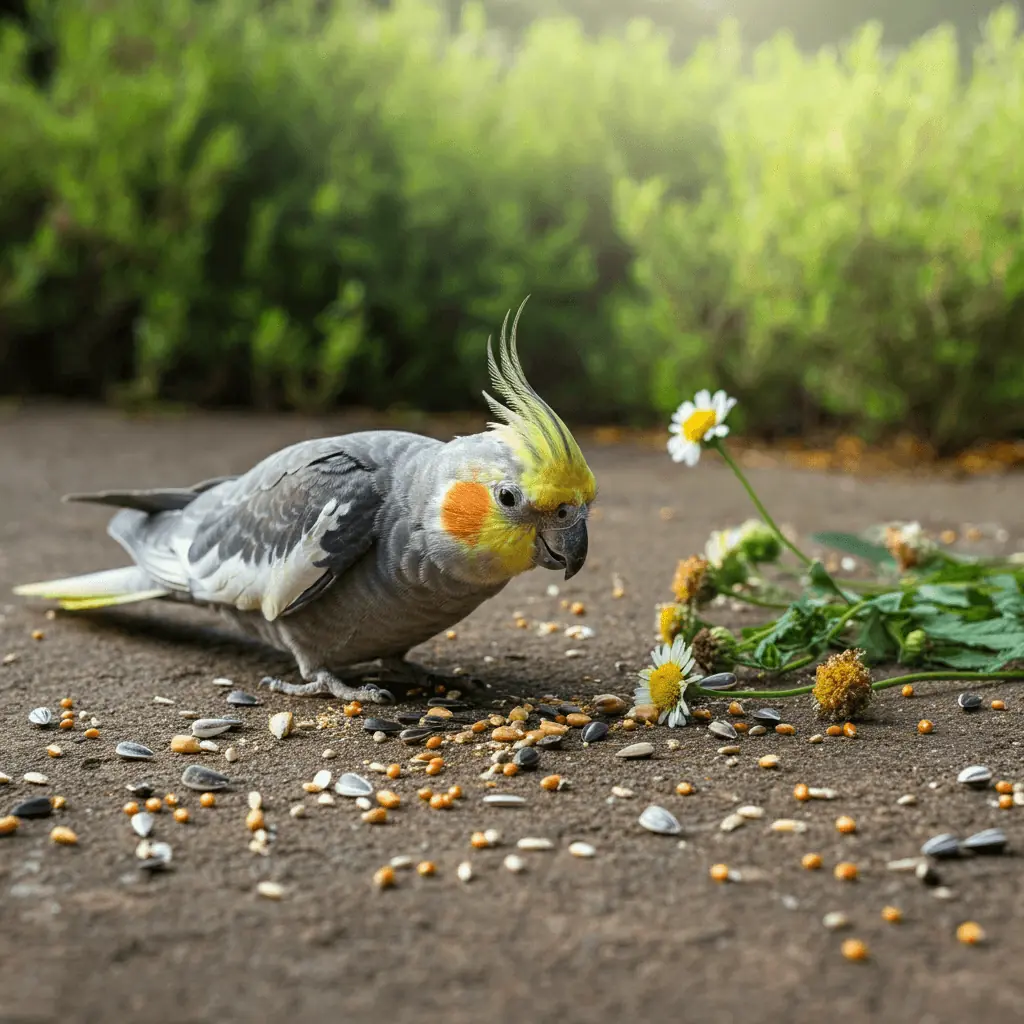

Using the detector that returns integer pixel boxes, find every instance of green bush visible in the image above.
[0,0,1022,448]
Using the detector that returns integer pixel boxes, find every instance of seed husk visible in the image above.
[581,721,609,743]
[190,718,237,739]
[616,742,654,760]
[957,765,993,788]
[115,741,155,761]
[335,773,374,798]
[960,828,1007,855]
[708,721,738,741]
[957,692,983,711]
[638,804,682,836]
[29,707,54,728]
[569,841,596,858]
[751,708,781,723]
[11,796,53,820]
[700,672,737,691]
[268,712,294,740]
[226,690,260,706]
[921,833,960,859]
[180,765,231,791]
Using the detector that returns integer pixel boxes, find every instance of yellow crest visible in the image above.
[484,299,596,511]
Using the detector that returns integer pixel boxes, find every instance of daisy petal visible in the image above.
[682,443,701,467]
[694,389,711,409]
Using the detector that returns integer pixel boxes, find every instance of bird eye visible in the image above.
[556,505,569,520]
[498,487,518,509]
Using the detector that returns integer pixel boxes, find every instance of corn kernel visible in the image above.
[996,780,1013,794]
[841,939,869,961]
[84,728,100,739]
[917,719,934,734]
[471,720,488,733]
[377,790,401,809]
[992,699,1006,710]
[881,906,902,923]
[374,865,396,889]
[540,775,561,791]
[502,763,519,777]
[471,831,490,849]
[835,815,857,834]
[775,724,795,735]
[842,722,857,738]
[362,808,388,824]
[0,815,19,835]
[145,797,162,813]
[59,719,74,730]
[709,863,730,883]
[31,630,45,641]
[570,601,586,616]
[834,861,858,881]
[164,793,179,807]
[956,921,985,945]
[425,734,442,750]
[49,825,77,845]
[59,698,73,709]
[425,762,442,777]
[691,709,712,722]
[429,794,451,810]
[417,787,433,801]
[448,785,463,799]
[999,794,1013,810]
[200,793,216,808]
[386,764,401,780]
[733,722,749,734]
[50,795,66,810]
[728,702,744,717]
[801,852,823,870]
[173,808,190,824]
[676,782,695,796]
[417,861,436,876]
[246,808,265,831]
[901,684,914,698]
[826,725,843,737]
[123,801,139,816]
[793,784,810,801]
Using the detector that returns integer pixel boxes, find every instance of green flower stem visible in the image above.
[693,670,1024,702]
[722,589,791,611]
[709,439,811,567]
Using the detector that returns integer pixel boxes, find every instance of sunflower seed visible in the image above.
[748,725,768,736]
[960,828,1007,855]
[639,804,682,835]
[399,727,436,745]
[482,794,526,807]
[616,742,654,760]
[709,721,738,741]
[593,695,629,716]
[536,705,562,721]
[138,841,173,871]
[10,796,53,819]
[535,734,564,751]
[516,837,554,851]
[190,718,236,739]
[180,765,231,791]
[115,741,155,761]
[126,782,155,799]
[363,718,402,735]
[226,690,260,706]
[311,769,332,791]
[581,721,609,743]
[28,707,54,728]
[23,772,48,785]
[130,812,155,838]
[427,697,469,709]
[513,747,541,771]
[569,841,596,858]
[751,707,782,723]
[268,712,293,740]
[921,833,960,859]
[957,765,993,788]
[335,773,373,798]
[700,673,738,691]
[957,692,983,711]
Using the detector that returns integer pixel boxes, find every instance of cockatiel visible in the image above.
[14,304,596,704]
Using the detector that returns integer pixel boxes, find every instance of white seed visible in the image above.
[256,881,286,900]
[316,793,335,806]
[289,804,306,818]
[809,734,824,744]
[368,763,387,774]
[503,854,526,873]
[248,791,262,810]
[897,794,917,806]
[153,696,175,705]
[373,732,388,744]
[212,677,234,687]
[932,886,956,900]
[312,769,333,791]
[322,749,337,760]
[390,855,414,870]
[355,797,372,811]
[886,857,925,872]
[568,841,596,858]
[269,711,293,740]
[483,828,502,846]
[823,911,850,930]
[720,814,746,832]
[808,788,838,800]
[717,745,741,755]
[770,818,808,833]
[23,772,49,785]
[199,740,220,753]
[516,837,554,851]
[737,805,765,819]
[610,786,634,799]
[46,744,62,758]
[224,746,239,763]
[456,861,473,883]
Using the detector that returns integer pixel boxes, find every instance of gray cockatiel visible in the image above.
[14,305,597,704]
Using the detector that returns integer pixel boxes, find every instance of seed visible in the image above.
[471,831,491,848]
[0,815,18,836]
[50,795,66,810]
[809,787,838,800]
[999,794,1014,809]
[881,906,902,923]
[373,866,396,889]
[171,735,201,754]
[256,881,286,900]
[425,762,442,777]
[995,780,1013,794]
[173,808,190,823]
[504,854,526,874]
[377,790,401,809]
[200,793,216,808]
[425,734,442,750]
[835,815,857,834]
[793,784,810,801]
[775,724,795,736]
[917,720,934,734]
[593,694,628,716]
[825,725,842,737]
[31,629,45,641]
[902,685,914,698]
[540,775,561,791]
[622,719,637,731]
[429,794,452,810]
[246,808,265,831]
[343,702,361,717]
[771,819,808,833]
[675,782,696,796]
[60,698,73,709]
[709,863,730,883]
[45,744,62,758]
[733,722,749,734]
[728,702,744,717]
[502,763,519,777]
[386,764,401,780]
[842,722,857,738]
[161,794,178,809]
[569,841,597,858]
[471,721,488,734]
[59,719,73,731]
[60,709,74,720]
[181,764,231,791]
[958,692,983,711]
[570,601,585,615]
[956,921,985,945]
[841,939,869,962]
[802,853,823,870]
[834,862,858,881]
[123,802,139,816]
[921,833,960,859]
[145,797,162,813]
[691,709,711,722]
[809,734,823,744]
[417,861,436,876]
[823,912,850,930]
[758,755,779,770]
[957,765,993,788]
[565,713,591,728]
[417,787,433,801]
[638,805,682,836]
[84,728,100,739]
[992,700,1006,710]
[456,861,473,883]
[708,721,737,741]
[50,826,78,845]
[224,747,239,763]
[961,828,1008,855]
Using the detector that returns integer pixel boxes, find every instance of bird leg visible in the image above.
[259,667,396,704]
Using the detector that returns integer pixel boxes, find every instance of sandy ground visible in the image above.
[2,405,1024,1024]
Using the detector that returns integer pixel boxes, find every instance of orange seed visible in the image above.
[801,852,823,870]
[425,735,442,750]
[709,863,730,883]
[834,861,858,881]
[841,939,869,961]
[775,724,795,735]
[902,684,914,698]
[793,784,810,801]
[917,719,934,734]
[200,793,216,808]
[540,775,561,791]
[826,725,843,737]
[373,865,396,889]
[881,906,902,923]
[145,797,162,813]
[84,728,100,739]
[173,808,190,824]
[835,815,857,834]
[992,700,1006,710]
[995,780,1013,795]
[676,782,695,796]
[956,921,985,945]
[842,722,857,738]
[416,861,436,876]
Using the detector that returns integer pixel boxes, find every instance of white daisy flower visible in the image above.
[667,389,737,466]
[631,635,703,727]
[705,525,743,569]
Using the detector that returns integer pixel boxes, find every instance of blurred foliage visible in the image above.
[1,0,1023,448]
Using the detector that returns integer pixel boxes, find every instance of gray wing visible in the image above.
[177,443,383,621]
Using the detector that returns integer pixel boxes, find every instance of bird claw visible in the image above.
[360,684,396,705]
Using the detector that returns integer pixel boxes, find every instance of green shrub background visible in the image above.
[1,0,1023,449]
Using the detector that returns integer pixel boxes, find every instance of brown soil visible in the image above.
[2,405,1024,1024]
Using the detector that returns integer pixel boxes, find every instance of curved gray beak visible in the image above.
[535,516,589,580]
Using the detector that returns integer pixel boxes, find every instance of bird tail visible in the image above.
[13,567,170,611]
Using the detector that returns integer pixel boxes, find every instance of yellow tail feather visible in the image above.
[57,591,169,611]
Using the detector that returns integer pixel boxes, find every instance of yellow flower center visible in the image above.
[658,604,684,644]
[683,409,717,443]
[648,662,684,712]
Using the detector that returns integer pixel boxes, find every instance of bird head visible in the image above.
[436,301,596,584]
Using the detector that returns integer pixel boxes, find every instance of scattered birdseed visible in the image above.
[517,837,554,851]
[224,747,239,763]
[897,794,917,806]
[504,854,526,873]
[881,906,903,923]
[841,939,869,962]
[834,862,858,881]
[676,782,696,796]
[51,796,66,810]
[809,734,823,744]
[226,690,260,706]
[887,857,925,873]
[173,808,190,824]
[45,744,62,758]
[83,728,100,739]
[842,723,857,738]
[29,707,54,728]
[718,745,741,756]
[638,805,682,836]
[709,721,738,741]
[835,816,857,834]
[23,772,48,785]
[758,755,780,770]
[456,861,473,883]
[709,863,730,883]
[917,720,934,735]
[539,776,561,792]
[902,685,914,698]
[992,700,1006,710]
[956,921,985,945]
[825,725,843,737]
[802,853,823,870]
[0,815,19,836]
[793,784,810,801]
[771,819,808,834]
[311,769,332,791]
[248,791,263,810]
[268,712,294,740]
[720,814,745,832]
[200,793,216,808]
[822,911,850,930]
[191,719,237,739]
[50,825,78,845]
[737,805,765,819]
[131,812,155,838]
[960,828,1007,855]
[417,861,436,877]
[256,881,286,900]
[181,765,231,791]
[171,735,201,754]
[336,773,374,798]
[569,841,596,858]
[958,692,983,711]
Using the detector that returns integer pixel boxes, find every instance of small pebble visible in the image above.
[776,724,796,736]
[638,805,682,836]
[256,881,286,900]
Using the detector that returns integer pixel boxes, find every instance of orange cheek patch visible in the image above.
[440,482,492,543]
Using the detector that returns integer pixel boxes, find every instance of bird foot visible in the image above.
[259,671,396,704]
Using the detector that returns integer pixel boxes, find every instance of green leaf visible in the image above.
[755,641,783,670]
[914,584,979,609]
[855,608,897,664]
[868,592,906,614]
[918,613,1024,651]
[810,532,896,568]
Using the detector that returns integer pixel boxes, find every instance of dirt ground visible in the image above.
[2,404,1024,1024]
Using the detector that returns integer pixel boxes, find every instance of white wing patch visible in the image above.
[188,499,353,621]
